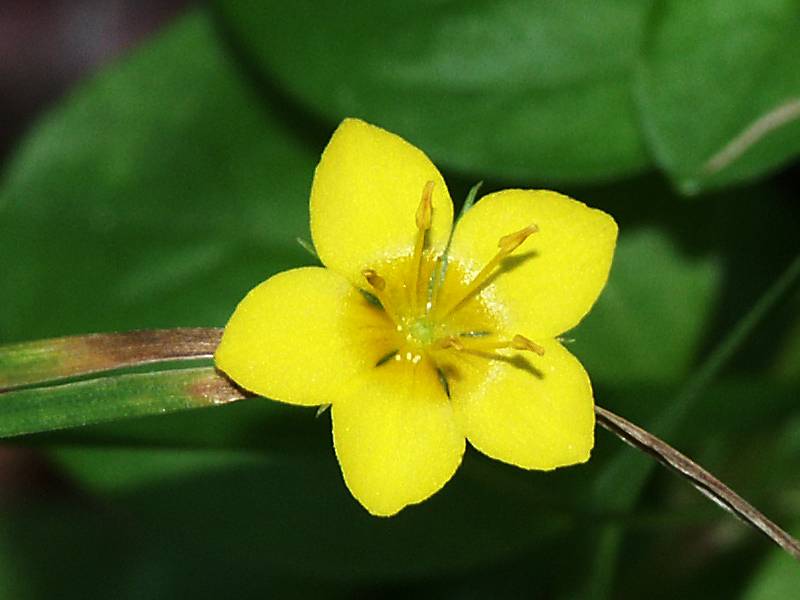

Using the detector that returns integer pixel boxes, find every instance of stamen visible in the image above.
[362,269,386,291]
[361,269,399,323]
[437,336,464,351]
[510,334,546,356]
[438,223,538,318]
[410,181,435,313]
[498,224,538,254]
[439,333,545,356]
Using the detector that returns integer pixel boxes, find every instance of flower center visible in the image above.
[407,316,436,346]
[358,181,544,396]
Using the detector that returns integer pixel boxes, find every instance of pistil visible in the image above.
[437,224,538,319]
[409,181,435,314]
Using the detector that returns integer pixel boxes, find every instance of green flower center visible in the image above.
[407,316,436,346]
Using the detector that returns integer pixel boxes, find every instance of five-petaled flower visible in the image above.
[215,118,617,516]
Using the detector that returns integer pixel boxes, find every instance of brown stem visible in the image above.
[595,405,800,561]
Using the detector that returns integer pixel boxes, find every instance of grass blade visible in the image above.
[0,328,222,391]
[0,366,248,438]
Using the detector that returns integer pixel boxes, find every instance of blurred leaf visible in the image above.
[2,3,797,595]
[773,294,800,381]
[743,524,800,600]
[0,499,347,600]
[0,504,139,600]
[48,446,575,581]
[0,11,316,343]
[216,0,653,182]
[572,226,721,384]
[679,379,800,443]
[636,0,800,193]
[0,367,244,438]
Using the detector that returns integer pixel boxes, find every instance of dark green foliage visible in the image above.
[1,5,799,598]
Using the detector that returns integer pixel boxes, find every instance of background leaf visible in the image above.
[572,215,721,385]
[215,0,654,183]
[45,446,576,581]
[744,531,800,600]
[1,3,799,598]
[636,0,800,192]
[0,12,316,342]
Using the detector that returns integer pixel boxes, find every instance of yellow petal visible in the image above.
[448,189,617,337]
[332,361,465,516]
[215,267,379,406]
[450,338,594,470]
[310,118,454,284]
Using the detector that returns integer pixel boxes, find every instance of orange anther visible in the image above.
[498,224,538,254]
[415,180,435,230]
[510,334,545,356]
[362,269,386,291]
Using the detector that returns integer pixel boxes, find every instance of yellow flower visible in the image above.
[215,118,617,516]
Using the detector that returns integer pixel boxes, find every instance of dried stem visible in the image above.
[595,405,800,561]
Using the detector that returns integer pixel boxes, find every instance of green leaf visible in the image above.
[636,0,800,193]
[217,0,653,182]
[773,295,800,381]
[0,367,244,438]
[572,226,721,384]
[743,522,800,600]
[46,446,575,581]
[0,495,351,599]
[0,11,316,343]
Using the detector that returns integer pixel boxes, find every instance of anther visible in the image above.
[438,336,464,351]
[416,180,435,230]
[361,268,399,325]
[439,333,545,356]
[498,224,538,254]
[362,269,386,291]
[510,334,545,356]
